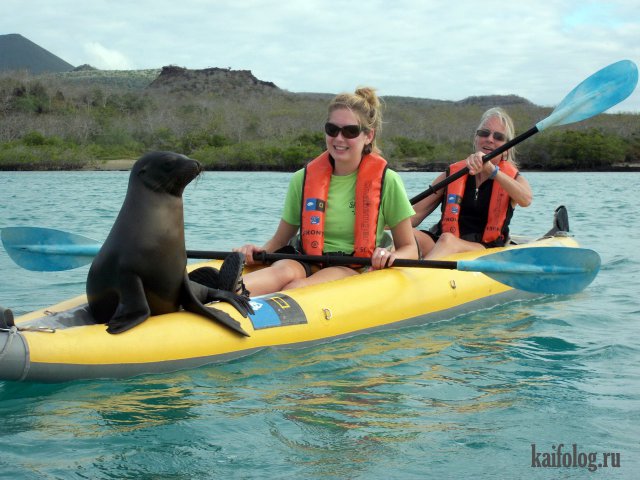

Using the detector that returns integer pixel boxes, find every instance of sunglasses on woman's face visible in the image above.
[324,122,362,139]
[476,129,507,142]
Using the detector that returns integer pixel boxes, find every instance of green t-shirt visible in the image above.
[281,167,415,253]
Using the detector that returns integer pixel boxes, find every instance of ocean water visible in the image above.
[0,170,638,479]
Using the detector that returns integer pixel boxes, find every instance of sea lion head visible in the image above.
[131,151,203,196]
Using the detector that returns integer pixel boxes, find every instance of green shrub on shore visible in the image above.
[0,142,89,169]
[192,134,324,170]
[518,128,628,170]
[0,69,638,171]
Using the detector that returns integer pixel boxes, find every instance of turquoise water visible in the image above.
[0,171,638,479]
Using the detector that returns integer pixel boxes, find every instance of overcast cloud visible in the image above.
[3,0,639,112]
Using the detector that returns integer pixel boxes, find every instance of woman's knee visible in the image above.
[272,260,307,284]
[433,232,484,256]
[437,232,457,246]
[285,266,355,290]
[414,229,435,258]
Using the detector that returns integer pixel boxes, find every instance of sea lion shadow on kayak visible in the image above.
[85,151,252,336]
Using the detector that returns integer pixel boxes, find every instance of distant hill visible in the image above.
[0,34,534,107]
[0,33,74,74]
[455,94,534,107]
[49,66,535,111]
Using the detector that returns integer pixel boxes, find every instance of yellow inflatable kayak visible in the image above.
[1,231,598,383]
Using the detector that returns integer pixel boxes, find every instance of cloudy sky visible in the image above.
[3,0,639,112]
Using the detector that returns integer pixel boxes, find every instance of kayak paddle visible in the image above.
[410,59,639,205]
[2,226,600,295]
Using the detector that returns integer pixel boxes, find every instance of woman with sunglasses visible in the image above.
[412,107,532,259]
[233,87,418,296]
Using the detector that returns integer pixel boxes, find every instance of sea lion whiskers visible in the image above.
[192,170,205,188]
[136,152,203,196]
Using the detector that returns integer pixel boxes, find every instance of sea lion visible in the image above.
[86,151,251,336]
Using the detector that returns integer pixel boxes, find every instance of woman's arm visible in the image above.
[500,173,533,207]
[234,220,299,265]
[371,217,418,270]
[264,220,300,252]
[410,172,446,227]
[471,153,533,208]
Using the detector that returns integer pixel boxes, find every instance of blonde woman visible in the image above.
[234,87,417,296]
[412,107,532,259]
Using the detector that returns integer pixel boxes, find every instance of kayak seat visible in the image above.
[509,205,570,246]
[542,205,570,238]
[0,306,15,329]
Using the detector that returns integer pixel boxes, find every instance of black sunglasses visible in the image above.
[324,122,363,139]
[476,129,507,142]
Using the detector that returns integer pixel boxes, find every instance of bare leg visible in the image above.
[285,266,359,290]
[413,229,436,259]
[242,259,307,296]
[424,232,485,260]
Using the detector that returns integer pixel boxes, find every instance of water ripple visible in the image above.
[2,171,640,478]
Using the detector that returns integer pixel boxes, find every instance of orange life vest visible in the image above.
[441,159,518,243]
[300,151,387,257]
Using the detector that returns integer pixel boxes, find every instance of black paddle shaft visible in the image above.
[255,251,457,269]
[409,126,539,205]
[186,249,457,269]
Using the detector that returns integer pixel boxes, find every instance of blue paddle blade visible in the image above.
[536,60,638,131]
[458,247,601,295]
[1,226,100,271]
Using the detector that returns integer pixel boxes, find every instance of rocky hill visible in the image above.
[148,65,280,95]
[1,34,536,107]
[455,94,534,107]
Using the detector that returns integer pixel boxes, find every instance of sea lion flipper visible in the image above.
[188,278,254,317]
[107,307,150,334]
[201,303,250,337]
[183,275,250,337]
[106,276,152,334]
[188,266,220,287]
[207,289,254,317]
[185,298,250,337]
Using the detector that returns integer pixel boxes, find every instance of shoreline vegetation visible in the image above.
[78,159,640,172]
[1,66,638,172]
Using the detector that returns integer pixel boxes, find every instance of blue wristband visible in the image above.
[489,165,500,180]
